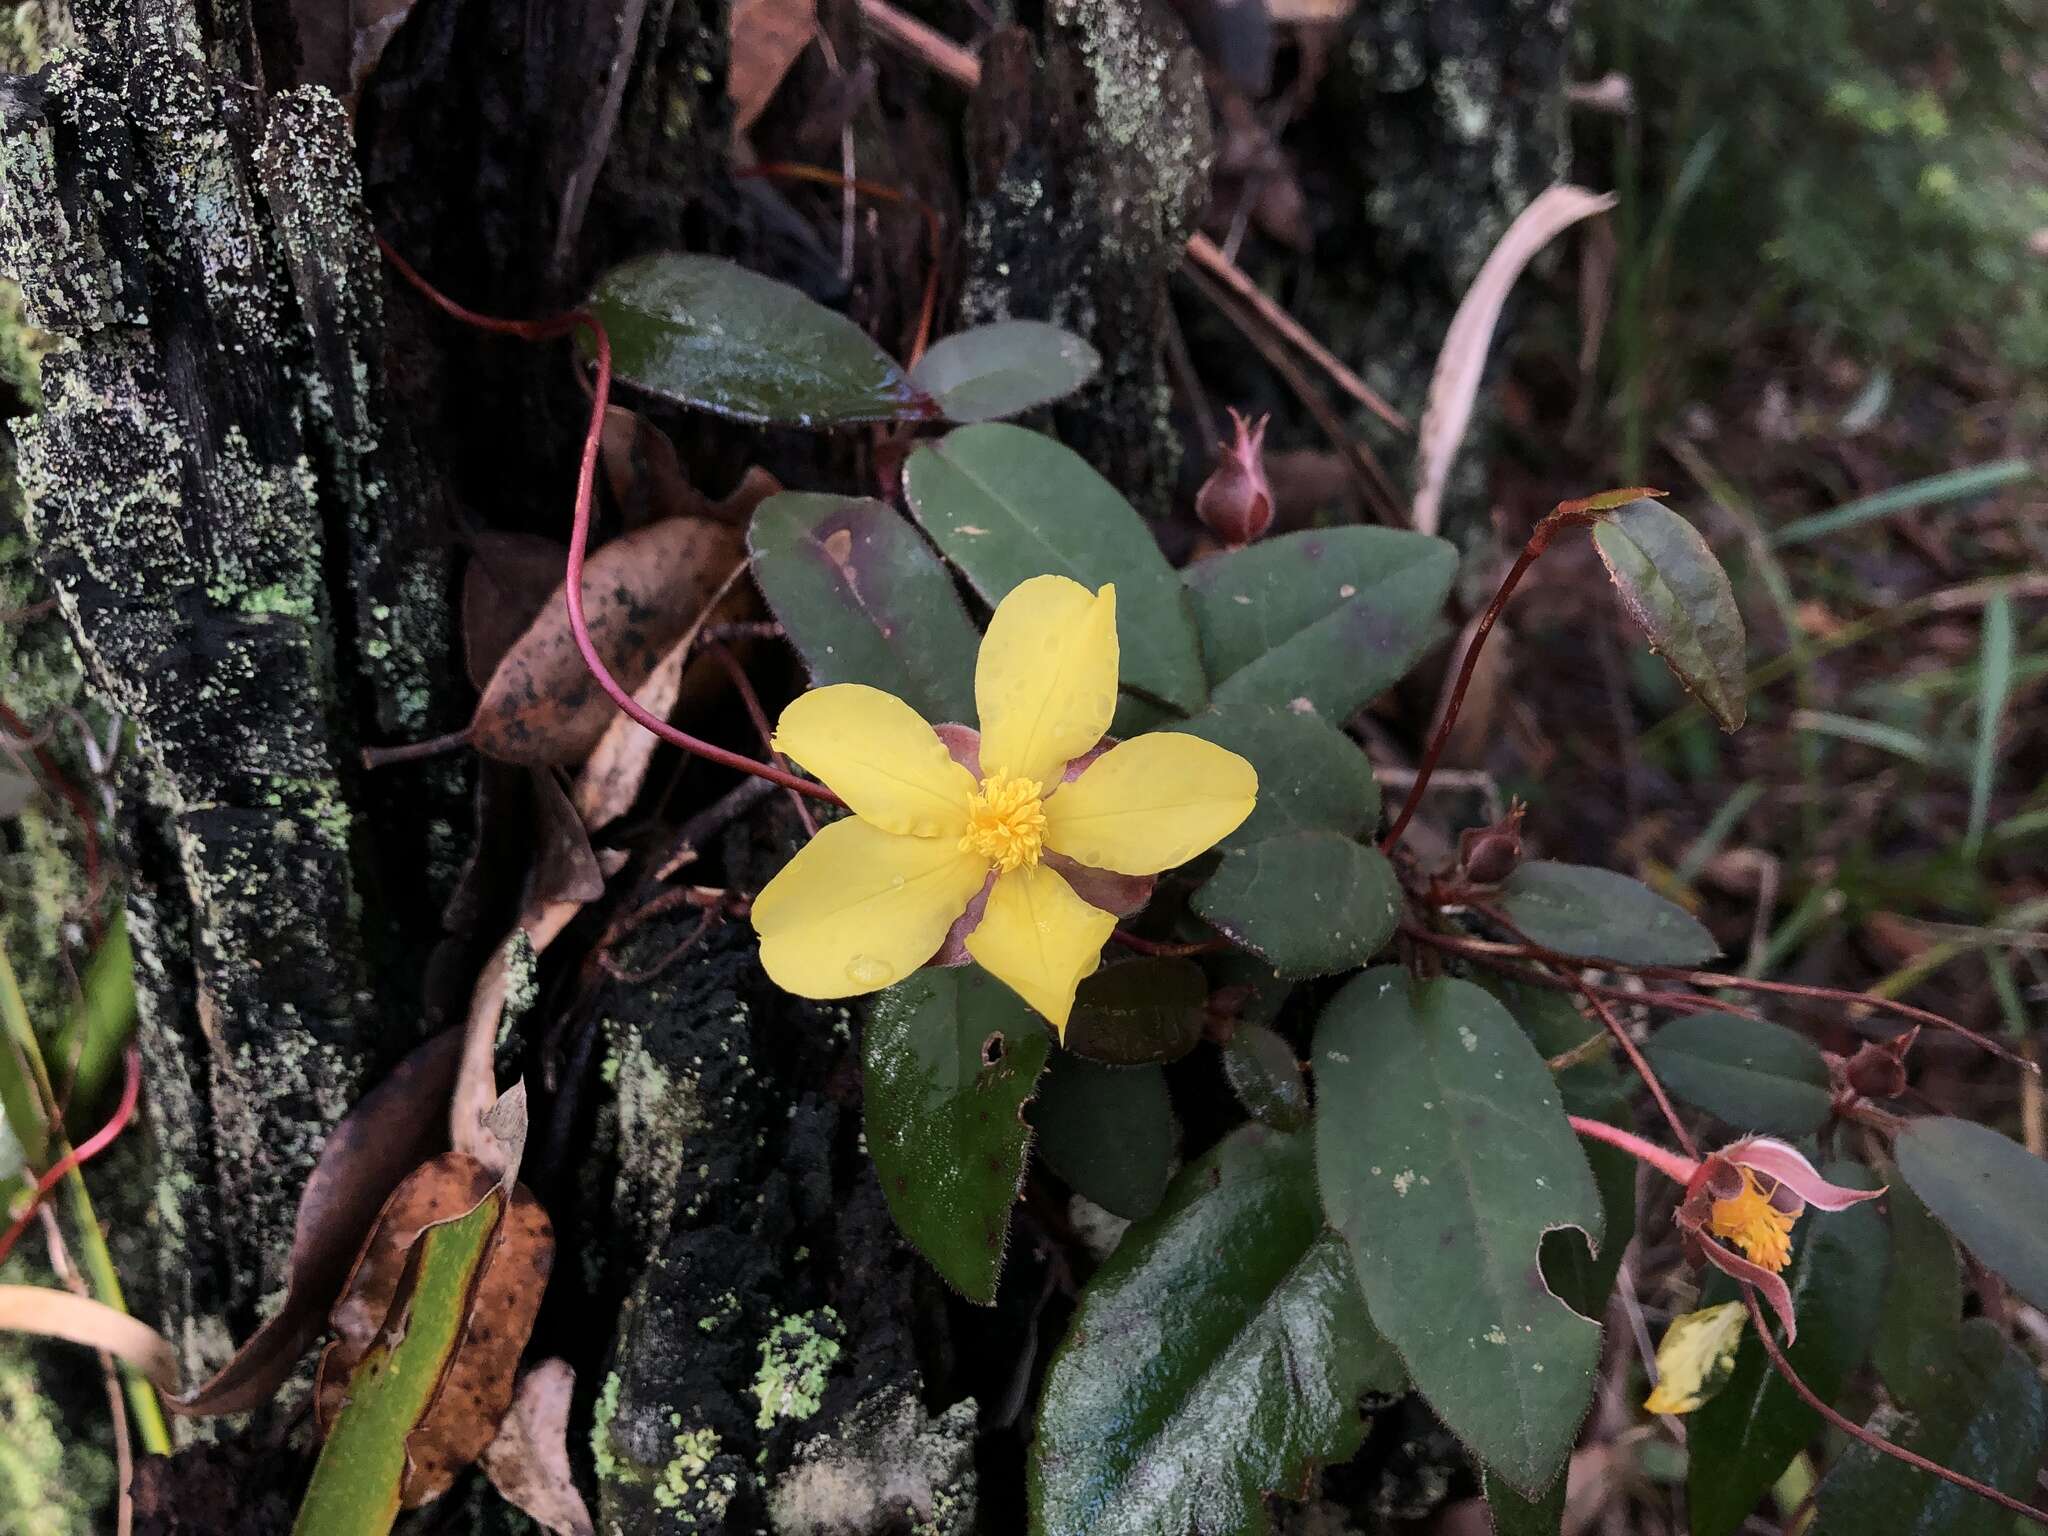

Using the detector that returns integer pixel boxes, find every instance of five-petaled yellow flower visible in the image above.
[751,575,1257,1034]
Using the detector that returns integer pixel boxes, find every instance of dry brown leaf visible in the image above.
[600,408,704,529]
[730,0,819,136]
[531,769,605,906]
[481,1359,596,1536]
[1411,185,1616,535]
[0,1285,181,1394]
[175,1028,464,1415]
[464,533,574,691]
[469,516,747,768]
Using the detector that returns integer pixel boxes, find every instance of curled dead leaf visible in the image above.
[481,1359,595,1536]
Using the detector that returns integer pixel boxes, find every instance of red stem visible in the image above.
[1740,1290,2048,1529]
[0,1046,142,1267]
[1381,512,1586,853]
[374,241,844,808]
[1565,1112,1698,1186]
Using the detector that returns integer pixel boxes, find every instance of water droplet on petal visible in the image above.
[845,955,893,987]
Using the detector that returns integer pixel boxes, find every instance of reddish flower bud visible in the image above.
[1196,409,1273,545]
[1456,801,1526,887]
[1843,1029,1916,1101]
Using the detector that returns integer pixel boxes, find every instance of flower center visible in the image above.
[958,773,1047,873]
[1708,1168,1798,1272]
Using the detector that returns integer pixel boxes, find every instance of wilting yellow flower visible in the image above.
[751,575,1257,1033]
[1643,1300,1748,1415]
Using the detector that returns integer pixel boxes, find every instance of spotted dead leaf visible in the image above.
[463,532,574,690]
[469,516,747,768]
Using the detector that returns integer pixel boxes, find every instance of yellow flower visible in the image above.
[1708,1166,1798,1272]
[751,575,1257,1034]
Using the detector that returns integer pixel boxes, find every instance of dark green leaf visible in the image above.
[1895,1116,2048,1310]
[747,493,980,722]
[1314,969,1604,1497]
[1182,528,1456,718]
[1483,1468,1565,1536]
[1809,1319,2046,1536]
[1870,1174,1963,1412]
[1179,701,1379,850]
[864,968,1053,1304]
[1496,861,1718,965]
[902,424,1207,713]
[1221,1025,1310,1133]
[1030,1126,1404,1536]
[1192,830,1401,978]
[1064,958,1208,1066]
[1590,499,1747,731]
[1686,1163,1887,1536]
[1031,1055,1175,1221]
[590,252,929,425]
[1475,976,1622,1118]
[906,321,1100,422]
[1642,1013,1832,1136]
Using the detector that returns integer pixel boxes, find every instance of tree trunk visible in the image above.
[0,0,1572,1529]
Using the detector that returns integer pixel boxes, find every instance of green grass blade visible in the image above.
[1769,459,2033,548]
[1963,593,2014,859]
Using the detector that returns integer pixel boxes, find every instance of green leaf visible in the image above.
[1031,1055,1174,1220]
[1192,830,1401,978]
[1495,861,1718,965]
[1483,1467,1565,1536]
[1870,1173,1963,1412]
[746,493,980,723]
[902,424,1207,713]
[1182,528,1456,718]
[1179,701,1379,850]
[590,252,929,425]
[1590,499,1748,731]
[1064,958,1208,1066]
[1030,1126,1405,1536]
[1641,1012,1832,1136]
[863,967,1052,1304]
[1686,1163,1887,1536]
[1895,1116,2048,1310]
[1221,1024,1310,1133]
[0,942,49,1169]
[1809,1319,2046,1536]
[1313,969,1604,1497]
[906,321,1100,423]
[292,1198,501,1536]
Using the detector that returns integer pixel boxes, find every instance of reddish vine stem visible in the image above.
[1111,929,1228,959]
[1740,1291,2048,1530]
[1564,1112,1697,1185]
[1381,510,1590,854]
[0,1046,142,1267]
[373,239,845,809]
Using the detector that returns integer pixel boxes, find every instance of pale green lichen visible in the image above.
[0,1335,115,1536]
[753,1309,842,1430]
[653,1424,732,1518]
[590,1370,627,1481]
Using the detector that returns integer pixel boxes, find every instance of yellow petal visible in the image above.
[1043,732,1258,875]
[753,817,988,997]
[975,576,1119,786]
[771,684,976,837]
[964,864,1116,1036]
[1642,1301,1748,1416]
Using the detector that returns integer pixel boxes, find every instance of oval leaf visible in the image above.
[1591,499,1747,731]
[1642,1012,1833,1136]
[1894,1116,2048,1311]
[747,493,980,723]
[864,967,1052,1304]
[1064,957,1208,1066]
[1686,1163,1887,1536]
[907,320,1100,423]
[1192,829,1400,978]
[1029,1125,1404,1536]
[590,252,931,425]
[1870,1174,1963,1411]
[902,424,1207,713]
[1220,1024,1310,1133]
[1496,860,1718,966]
[1313,969,1604,1498]
[1030,1054,1175,1221]
[1179,701,1379,850]
[1182,528,1456,719]
[1809,1319,2046,1536]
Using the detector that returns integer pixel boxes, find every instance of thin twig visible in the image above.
[1111,929,1228,958]
[1741,1290,2048,1530]
[705,641,818,837]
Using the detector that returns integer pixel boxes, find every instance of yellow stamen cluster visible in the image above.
[958,773,1047,873]
[1709,1168,1798,1272]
